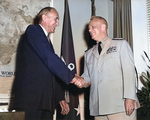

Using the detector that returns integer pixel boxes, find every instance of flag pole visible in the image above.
[91,0,96,16]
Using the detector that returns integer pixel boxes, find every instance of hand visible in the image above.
[125,98,135,116]
[70,74,85,88]
[59,100,70,115]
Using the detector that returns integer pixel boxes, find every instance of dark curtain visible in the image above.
[113,0,133,50]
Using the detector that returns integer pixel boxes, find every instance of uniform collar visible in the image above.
[92,37,112,59]
[98,36,109,49]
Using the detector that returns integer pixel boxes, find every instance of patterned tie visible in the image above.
[98,42,102,55]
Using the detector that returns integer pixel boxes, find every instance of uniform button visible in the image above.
[99,80,102,83]
[98,70,101,73]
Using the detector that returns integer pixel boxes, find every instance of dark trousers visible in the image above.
[16,109,53,120]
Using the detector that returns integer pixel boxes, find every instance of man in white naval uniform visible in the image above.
[81,16,140,120]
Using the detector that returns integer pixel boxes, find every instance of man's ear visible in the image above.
[101,24,107,31]
[42,14,46,22]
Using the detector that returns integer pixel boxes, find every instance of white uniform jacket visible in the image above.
[81,37,140,116]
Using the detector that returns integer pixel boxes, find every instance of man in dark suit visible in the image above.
[13,7,84,120]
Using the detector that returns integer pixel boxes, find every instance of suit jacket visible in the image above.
[13,25,75,113]
[81,37,140,116]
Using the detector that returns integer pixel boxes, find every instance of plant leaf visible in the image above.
[140,76,146,87]
[147,71,150,78]
[144,51,150,62]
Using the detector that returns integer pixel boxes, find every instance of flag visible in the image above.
[56,0,80,120]
[61,0,76,74]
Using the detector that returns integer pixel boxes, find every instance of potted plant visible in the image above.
[137,51,150,120]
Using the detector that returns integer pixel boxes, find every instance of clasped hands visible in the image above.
[70,74,85,88]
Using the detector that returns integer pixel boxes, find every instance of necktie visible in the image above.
[47,34,54,52]
[47,34,51,43]
[98,42,102,55]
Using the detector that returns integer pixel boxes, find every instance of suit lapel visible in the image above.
[92,44,99,59]
[37,25,55,52]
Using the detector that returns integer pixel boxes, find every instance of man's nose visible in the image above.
[89,28,91,32]
[56,20,59,26]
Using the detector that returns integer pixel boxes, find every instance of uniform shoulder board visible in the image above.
[112,38,123,40]
[85,48,90,52]
[85,46,93,52]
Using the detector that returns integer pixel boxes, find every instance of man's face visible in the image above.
[88,19,102,42]
[45,9,59,33]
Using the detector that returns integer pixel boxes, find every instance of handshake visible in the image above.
[70,74,86,88]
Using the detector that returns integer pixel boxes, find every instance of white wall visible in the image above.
[95,0,113,38]
[132,0,148,88]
